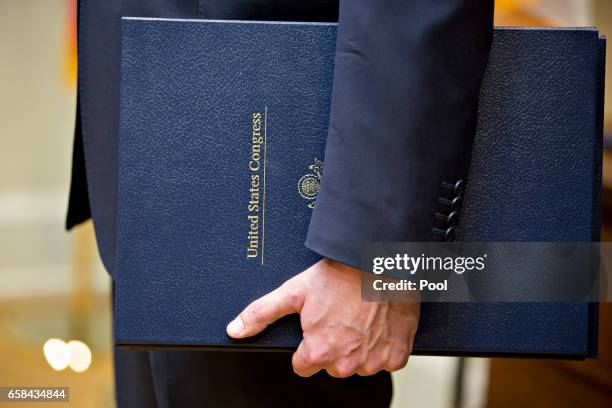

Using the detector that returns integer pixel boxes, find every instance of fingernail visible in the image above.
[227,317,244,337]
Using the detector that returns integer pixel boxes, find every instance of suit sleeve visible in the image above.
[305,0,494,268]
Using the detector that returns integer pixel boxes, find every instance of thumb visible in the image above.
[227,278,305,339]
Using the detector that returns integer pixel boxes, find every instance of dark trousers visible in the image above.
[114,348,392,407]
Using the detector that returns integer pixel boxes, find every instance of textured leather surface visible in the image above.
[116,21,603,357]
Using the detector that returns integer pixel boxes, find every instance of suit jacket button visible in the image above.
[451,196,462,210]
[454,180,464,195]
[447,211,459,226]
[438,196,462,209]
[445,226,456,242]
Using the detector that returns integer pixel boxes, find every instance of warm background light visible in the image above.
[43,338,93,373]
[43,338,69,371]
[66,340,93,373]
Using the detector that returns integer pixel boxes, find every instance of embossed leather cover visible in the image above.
[116,19,603,357]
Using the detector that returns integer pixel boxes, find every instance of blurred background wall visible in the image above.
[0,1,112,407]
[0,1,609,408]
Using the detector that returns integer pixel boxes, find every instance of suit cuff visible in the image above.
[305,228,363,270]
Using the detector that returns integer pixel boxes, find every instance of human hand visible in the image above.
[227,258,420,377]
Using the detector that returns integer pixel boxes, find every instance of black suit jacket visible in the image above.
[67,0,493,274]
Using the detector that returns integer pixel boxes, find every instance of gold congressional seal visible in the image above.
[298,158,324,209]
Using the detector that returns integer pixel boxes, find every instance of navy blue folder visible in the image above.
[116,19,604,357]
